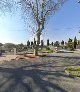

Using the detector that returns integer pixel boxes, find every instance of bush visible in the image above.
[40,47,53,53]
[46,47,50,50]
[64,45,68,49]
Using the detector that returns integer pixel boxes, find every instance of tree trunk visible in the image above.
[33,22,41,56]
[34,32,40,56]
[34,45,38,56]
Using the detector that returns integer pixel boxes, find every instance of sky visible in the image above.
[0,0,80,44]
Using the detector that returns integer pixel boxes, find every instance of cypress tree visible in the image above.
[61,40,64,45]
[31,41,33,46]
[74,36,77,49]
[51,42,53,46]
[41,40,44,46]
[27,40,30,46]
[47,39,49,46]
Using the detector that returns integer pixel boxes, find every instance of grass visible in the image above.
[65,67,80,77]
[39,47,53,53]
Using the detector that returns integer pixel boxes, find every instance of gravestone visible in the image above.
[13,48,16,55]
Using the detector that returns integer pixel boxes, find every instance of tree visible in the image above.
[16,43,25,52]
[27,40,30,46]
[47,39,49,46]
[61,40,64,46]
[0,43,3,51]
[33,38,36,45]
[51,42,53,46]
[54,41,60,47]
[74,36,77,49]
[68,38,74,50]
[0,43,3,47]
[61,40,64,49]
[41,40,44,46]
[31,41,33,46]
[78,40,80,45]
[17,0,66,55]
[0,0,13,13]
[4,43,16,51]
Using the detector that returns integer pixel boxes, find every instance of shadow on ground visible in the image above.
[45,55,80,60]
[0,61,70,92]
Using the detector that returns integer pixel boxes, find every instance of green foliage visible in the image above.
[51,42,53,46]
[0,43,3,47]
[65,67,80,77]
[64,45,68,49]
[16,43,24,52]
[68,38,74,51]
[40,46,53,53]
[31,41,33,46]
[54,41,60,47]
[47,39,49,46]
[16,0,66,56]
[4,43,16,52]
[78,40,80,45]
[46,46,50,50]
[41,40,44,46]
[66,67,80,71]
[61,40,64,45]
[27,40,30,46]
[74,36,77,49]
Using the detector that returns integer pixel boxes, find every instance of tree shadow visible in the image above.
[45,55,80,60]
[0,62,69,92]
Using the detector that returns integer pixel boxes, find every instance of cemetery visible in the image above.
[0,0,80,92]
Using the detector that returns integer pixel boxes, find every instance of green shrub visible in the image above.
[64,45,68,49]
[39,47,53,53]
[46,47,50,50]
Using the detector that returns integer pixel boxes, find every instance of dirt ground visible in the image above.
[0,53,80,92]
[0,55,19,62]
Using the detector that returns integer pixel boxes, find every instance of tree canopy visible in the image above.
[0,0,13,13]
[16,0,67,55]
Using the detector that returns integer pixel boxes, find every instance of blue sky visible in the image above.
[0,0,80,44]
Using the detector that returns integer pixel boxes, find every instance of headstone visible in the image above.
[14,48,16,55]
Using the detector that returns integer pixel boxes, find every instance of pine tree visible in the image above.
[41,40,44,46]
[61,40,64,45]
[74,36,77,49]
[27,40,30,46]
[51,42,53,46]
[47,39,49,46]
[68,38,74,50]
[34,38,36,45]
[54,41,60,47]
[31,41,33,46]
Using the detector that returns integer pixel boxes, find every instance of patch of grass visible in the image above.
[39,47,53,53]
[66,67,80,71]
[65,67,80,77]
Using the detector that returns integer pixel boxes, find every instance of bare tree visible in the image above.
[0,0,13,13]
[18,0,67,56]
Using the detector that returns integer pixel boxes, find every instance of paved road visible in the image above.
[0,53,80,92]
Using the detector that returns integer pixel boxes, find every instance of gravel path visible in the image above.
[0,53,80,92]
[0,55,19,62]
